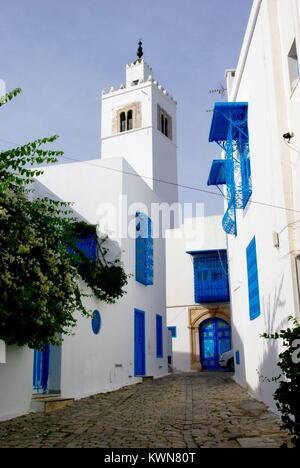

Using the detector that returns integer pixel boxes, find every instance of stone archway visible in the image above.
[189,305,230,371]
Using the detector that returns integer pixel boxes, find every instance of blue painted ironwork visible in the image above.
[235,350,241,365]
[33,345,50,393]
[135,212,154,286]
[190,250,230,303]
[207,159,227,186]
[168,326,177,338]
[246,237,261,321]
[200,319,231,370]
[134,309,146,376]
[91,310,101,335]
[208,102,252,235]
[156,315,163,358]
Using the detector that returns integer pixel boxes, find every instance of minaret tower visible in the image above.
[101,42,178,205]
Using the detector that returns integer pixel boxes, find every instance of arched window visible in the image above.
[127,110,133,131]
[120,112,126,132]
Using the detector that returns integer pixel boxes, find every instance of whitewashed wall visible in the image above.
[0,347,33,421]
[166,216,226,372]
[36,156,168,400]
[224,0,300,409]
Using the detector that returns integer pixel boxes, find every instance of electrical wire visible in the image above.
[2,137,300,214]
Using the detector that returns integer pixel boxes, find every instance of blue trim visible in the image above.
[156,315,163,358]
[246,237,261,321]
[91,310,101,335]
[191,250,230,303]
[135,212,154,286]
[168,326,177,338]
[187,249,227,256]
[207,102,252,236]
[235,350,241,365]
[209,102,249,143]
[33,345,50,393]
[134,309,146,376]
[207,159,227,186]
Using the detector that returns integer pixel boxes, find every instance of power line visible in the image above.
[1,137,300,214]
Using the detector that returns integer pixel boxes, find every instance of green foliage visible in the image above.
[0,88,128,349]
[263,317,300,448]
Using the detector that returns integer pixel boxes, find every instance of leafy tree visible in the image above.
[262,317,300,448]
[0,89,128,349]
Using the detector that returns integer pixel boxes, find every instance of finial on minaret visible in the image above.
[137,40,143,60]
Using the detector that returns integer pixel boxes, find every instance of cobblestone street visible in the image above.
[0,373,290,448]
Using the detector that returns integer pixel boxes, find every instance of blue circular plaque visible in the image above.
[91,310,101,335]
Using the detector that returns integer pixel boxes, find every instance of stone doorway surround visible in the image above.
[189,304,231,371]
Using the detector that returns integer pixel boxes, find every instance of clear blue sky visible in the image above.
[0,0,253,215]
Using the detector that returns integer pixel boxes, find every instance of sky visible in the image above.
[0,0,253,216]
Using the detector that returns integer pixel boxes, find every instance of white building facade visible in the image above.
[207,0,300,410]
[166,216,231,372]
[0,52,177,420]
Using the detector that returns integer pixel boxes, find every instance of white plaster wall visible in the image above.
[166,216,226,372]
[166,216,226,308]
[35,156,168,400]
[222,0,300,409]
[167,307,190,372]
[0,346,33,421]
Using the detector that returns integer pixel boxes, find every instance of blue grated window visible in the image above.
[168,326,177,338]
[156,315,163,358]
[136,212,154,286]
[75,234,97,261]
[246,237,261,321]
[192,250,230,303]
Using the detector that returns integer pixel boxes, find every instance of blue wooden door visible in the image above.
[200,319,231,370]
[33,345,50,393]
[134,309,146,376]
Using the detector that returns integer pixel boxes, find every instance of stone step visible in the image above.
[31,395,75,414]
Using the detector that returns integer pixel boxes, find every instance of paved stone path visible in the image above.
[0,373,290,448]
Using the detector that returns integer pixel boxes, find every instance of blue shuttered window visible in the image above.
[135,212,154,286]
[168,326,177,338]
[192,250,229,303]
[246,237,261,320]
[156,315,163,358]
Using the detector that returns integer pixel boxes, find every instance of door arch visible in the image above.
[199,318,231,370]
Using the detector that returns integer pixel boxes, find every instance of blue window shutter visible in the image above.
[235,350,241,365]
[168,326,177,338]
[156,315,163,358]
[246,237,261,320]
[135,212,154,286]
[192,250,229,303]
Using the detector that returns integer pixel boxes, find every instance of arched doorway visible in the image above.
[199,318,231,370]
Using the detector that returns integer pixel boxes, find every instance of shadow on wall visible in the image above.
[255,275,289,411]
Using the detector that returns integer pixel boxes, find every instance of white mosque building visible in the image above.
[0,45,178,420]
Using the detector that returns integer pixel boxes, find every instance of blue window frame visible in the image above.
[246,237,261,321]
[190,250,230,303]
[135,212,153,286]
[156,315,163,358]
[168,326,177,338]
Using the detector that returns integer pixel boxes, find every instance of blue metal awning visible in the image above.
[209,102,248,142]
[207,159,227,186]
